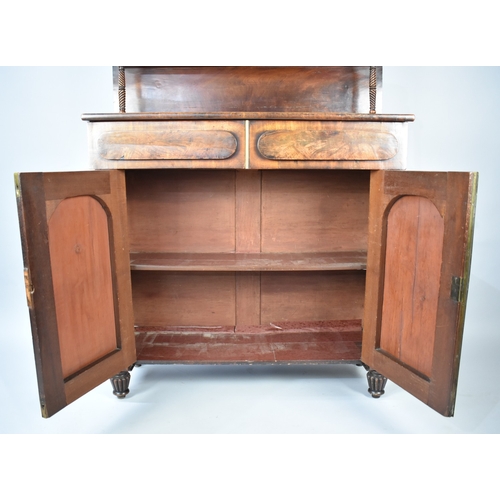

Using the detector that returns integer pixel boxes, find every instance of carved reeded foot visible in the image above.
[110,370,131,399]
[366,369,387,398]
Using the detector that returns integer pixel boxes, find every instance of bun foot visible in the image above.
[366,369,387,398]
[110,370,131,398]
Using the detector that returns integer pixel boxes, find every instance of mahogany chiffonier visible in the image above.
[15,67,477,418]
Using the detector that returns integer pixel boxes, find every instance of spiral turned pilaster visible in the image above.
[369,66,377,114]
[118,66,126,113]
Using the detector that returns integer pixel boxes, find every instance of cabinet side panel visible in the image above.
[379,196,444,378]
[48,196,118,379]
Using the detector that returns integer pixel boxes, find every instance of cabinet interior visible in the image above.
[126,169,369,363]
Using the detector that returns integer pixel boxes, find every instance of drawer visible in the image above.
[250,120,408,169]
[88,120,245,169]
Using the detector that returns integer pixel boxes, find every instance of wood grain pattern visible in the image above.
[127,169,369,340]
[258,129,397,161]
[85,116,411,171]
[235,170,261,253]
[131,268,365,331]
[88,120,245,169]
[234,171,261,325]
[126,170,236,253]
[235,273,261,325]
[129,251,367,271]
[251,120,408,170]
[379,196,444,378]
[99,129,237,160]
[113,66,382,114]
[16,173,66,415]
[16,171,136,417]
[48,196,118,378]
[362,170,478,416]
[126,170,371,258]
[261,271,365,323]
[43,172,111,200]
[261,170,369,253]
[131,271,236,327]
[134,320,363,363]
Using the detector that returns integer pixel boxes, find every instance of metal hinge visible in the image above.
[451,276,464,303]
[23,268,34,309]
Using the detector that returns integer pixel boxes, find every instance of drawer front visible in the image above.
[250,121,408,169]
[89,121,245,169]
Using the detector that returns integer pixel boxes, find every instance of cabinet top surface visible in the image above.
[82,112,415,122]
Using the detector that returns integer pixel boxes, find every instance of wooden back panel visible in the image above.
[113,66,382,113]
[126,169,370,254]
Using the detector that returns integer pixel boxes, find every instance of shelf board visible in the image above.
[135,320,362,364]
[130,251,367,272]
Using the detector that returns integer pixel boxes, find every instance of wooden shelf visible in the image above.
[135,320,362,364]
[130,251,367,272]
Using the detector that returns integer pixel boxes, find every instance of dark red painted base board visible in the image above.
[135,320,362,364]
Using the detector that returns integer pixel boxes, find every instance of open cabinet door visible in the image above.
[16,170,136,417]
[362,170,477,416]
